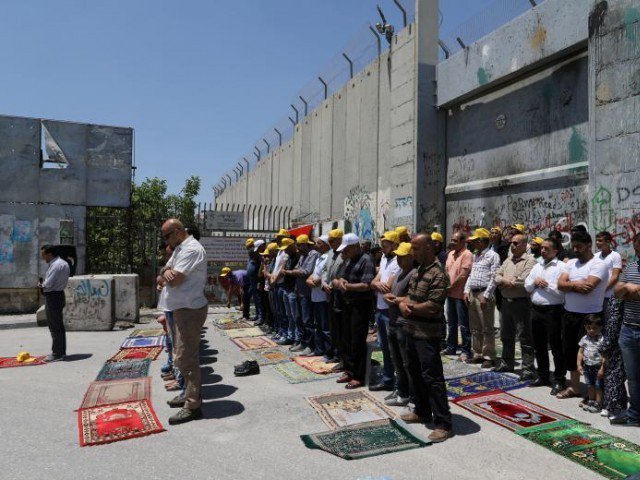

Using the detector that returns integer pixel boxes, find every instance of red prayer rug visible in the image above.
[453,390,569,431]
[107,347,163,362]
[80,378,152,409]
[78,399,165,446]
[0,356,46,368]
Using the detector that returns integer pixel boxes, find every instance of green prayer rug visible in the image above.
[516,419,640,479]
[271,361,338,384]
[301,419,430,460]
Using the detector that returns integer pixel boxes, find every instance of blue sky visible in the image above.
[1,0,497,206]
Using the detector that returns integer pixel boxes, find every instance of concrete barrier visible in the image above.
[63,275,115,331]
[112,274,140,323]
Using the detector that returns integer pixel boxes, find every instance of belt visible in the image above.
[532,303,563,310]
[503,297,529,302]
[470,287,487,293]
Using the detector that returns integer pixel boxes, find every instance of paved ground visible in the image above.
[1,308,639,480]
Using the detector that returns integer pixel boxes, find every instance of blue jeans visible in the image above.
[388,323,410,398]
[298,295,314,349]
[446,297,471,355]
[375,309,395,388]
[619,324,640,422]
[312,301,331,356]
[165,310,184,390]
[283,290,299,341]
[275,285,288,337]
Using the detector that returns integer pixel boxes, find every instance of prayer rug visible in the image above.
[294,356,339,374]
[442,359,480,379]
[120,336,165,349]
[453,390,569,431]
[446,371,529,399]
[243,347,291,366]
[230,336,278,351]
[127,328,165,338]
[301,419,430,460]
[371,351,384,364]
[271,362,338,384]
[78,399,164,446]
[0,356,46,368]
[307,391,397,430]
[220,320,253,330]
[516,419,640,479]
[95,360,151,381]
[107,347,163,362]
[80,378,151,409]
[225,327,264,339]
[211,316,242,326]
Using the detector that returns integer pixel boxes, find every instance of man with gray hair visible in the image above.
[306,235,332,358]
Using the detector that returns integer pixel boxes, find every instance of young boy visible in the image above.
[577,315,605,413]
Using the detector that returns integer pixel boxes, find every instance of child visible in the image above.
[577,315,605,413]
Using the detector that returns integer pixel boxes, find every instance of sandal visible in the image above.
[556,387,581,399]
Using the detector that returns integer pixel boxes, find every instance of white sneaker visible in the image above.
[600,409,609,417]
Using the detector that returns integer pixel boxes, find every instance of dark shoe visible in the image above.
[235,360,260,377]
[384,390,398,401]
[428,429,452,443]
[161,372,176,380]
[168,407,202,425]
[276,338,294,346]
[550,382,566,396]
[160,364,173,374]
[345,380,363,389]
[336,373,352,383]
[519,371,537,382]
[331,362,344,373]
[290,343,305,353]
[167,395,186,408]
[299,347,315,357]
[44,354,64,363]
[166,382,182,392]
[481,360,494,369]
[491,362,514,373]
[440,348,456,356]
[369,383,394,392]
[400,412,427,424]
[385,395,410,407]
[530,377,551,387]
[468,356,484,365]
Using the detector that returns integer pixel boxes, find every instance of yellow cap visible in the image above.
[16,351,30,362]
[490,226,502,234]
[328,228,344,240]
[245,238,255,248]
[296,234,315,245]
[468,228,491,241]
[220,267,231,277]
[276,228,290,238]
[395,226,409,236]
[532,237,544,245]
[381,231,399,244]
[393,242,413,257]
[431,232,444,243]
[511,224,526,234]
[278,238,295,250]
[260,242,278,255]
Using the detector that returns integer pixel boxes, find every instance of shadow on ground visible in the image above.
[201,384,238,400]
[64,353,93,362]
[201,399,245,419]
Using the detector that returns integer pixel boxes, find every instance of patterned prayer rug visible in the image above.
[120,336,165,349]
[301,419,430,460]
[80,378,151,409]
[78,399,164,446]
[453,390,569,431]
[107,347,163,362]
[307,391,398,430]
[271,362,339,384]
[0,356,46,368]
[220,320,253,330]
[442,359,480,379]
[230,336,278,351]
[516,419,640,479]
[446,371,530,399]
[294,356,339,374]
[243,347,291,366]
[95,360,151,381]
[127,328,165,338]
[225,327,265,339]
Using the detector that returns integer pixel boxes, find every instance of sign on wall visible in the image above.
[200,236,247,263]
[204,211,245,230]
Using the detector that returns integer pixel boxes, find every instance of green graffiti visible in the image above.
[624,7,640,42]
[591,186,614,232]
[568,127,587,164]
[477,68,491,85]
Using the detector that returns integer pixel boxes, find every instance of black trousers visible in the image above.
[404,334,452,430]
[531,304,566,383]
[44,291,66,357]
[342,300,373,383]
[563,310,597,372]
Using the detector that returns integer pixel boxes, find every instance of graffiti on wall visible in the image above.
[593,183,640,260]
[0,215,33,273]
[344,186,375,240]
[67,278,111,320]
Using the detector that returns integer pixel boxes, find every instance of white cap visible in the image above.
[318,235,330,245]
[337,233,360,252]
[253,239,265,252]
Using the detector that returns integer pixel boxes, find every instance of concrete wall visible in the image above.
[63,275,116,331]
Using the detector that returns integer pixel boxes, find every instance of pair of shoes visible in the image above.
[556,387,581,399]
[167,395,186,408]
[336,373,352,384]
[276,338,294,346]
[481,360,494,369]
[609,413,630,425]
[586,401,602,413]
[550,382,566,396]
[161,371,176,380]
[519,371,537,382]
[530,377,551,387]
[369,383,394,392]
[440,348,456,356]
[44,354,64,363]
[345,380,363,389]
[234,360,260,377]
[160,364,173,374]
[491,363,514,373]
[428,429,452,443]
[168,407,203,425]
[400,412,427,424]
[386,395,410,407]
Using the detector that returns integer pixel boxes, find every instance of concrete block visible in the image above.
[112,274,140,323]
[63,275,115,331]
[0,288,39,314]
[36,304,47,327]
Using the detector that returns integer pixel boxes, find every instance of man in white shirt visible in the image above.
[159,219,208,425]
[306,235,332,358]
[557,231,609,399]
[595,231,622,311]
[39,245,70,362]
[525,237,567,394]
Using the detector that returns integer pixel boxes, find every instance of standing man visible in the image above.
[431,232,448,266]
[370,231,401,392]
[397,234,452,443]
[273,237,298,346]
[160,219,208,425]
[322,229,346,364]
[39,245,70,362]
[595,231,622,313]
[557,231,609,400]
[489,227,509,264]
[529,237,544,263]
[493,233,537,379]
[244,238,265,323]
[614,233,640,426]
[463,228,501,368]
[525,238,567,393]
[307,235,332,358]
[444,232,473,361]
[270,229,292,343]
[396,226,411,243]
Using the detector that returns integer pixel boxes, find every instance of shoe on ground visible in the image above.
[160,364,173,374]
[331,362,345,373]
[480,360,494,369]
[384,390,398,401]
[336,373,352,383]
[299,347,315,357]
[161,372,176,380]
[400,412,427,424]
[234,360,255,371]
[369,383,394,392]
[586,401,602,413]
[235,361,260,377]
[600,408,610,417]
[550,382,566,396]
[166,382,182,392]
[428,429,452,443]
[440,348,456,356]
[168,407,203,425]
[167,395,186,408]
[345,380,363,389]
[289,343,305,353]
[530,377,551,387]
[276,338,294,346]
[491,363,514,373]
[44,354,64,363]
[386,395,410,407]
[609,413,629,425]
[468,356,484,365]
[519,371,537,382]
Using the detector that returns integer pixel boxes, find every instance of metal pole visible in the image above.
[274,128,282,146]
[253,151,260,162]
[392,0,407,28]
[528,0,537,6]
[242,157,250,169]
[456,37,466,49]
[254,146,261,161]
[342,53,354,79]
[318,77,328,100]
[438,40,451,59]
[225,174,232,185]
[237,162,244,175]
[369,25,382,56]
[290,104,299,123]
[221,178,227,187]
[288,116,296,126]
[263,138,270,154]
[299,96,308,116]
[233,169,239,181]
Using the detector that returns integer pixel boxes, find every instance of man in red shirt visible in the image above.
[444,232,473,361]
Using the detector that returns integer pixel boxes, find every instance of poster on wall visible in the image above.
[200,236,248,303]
